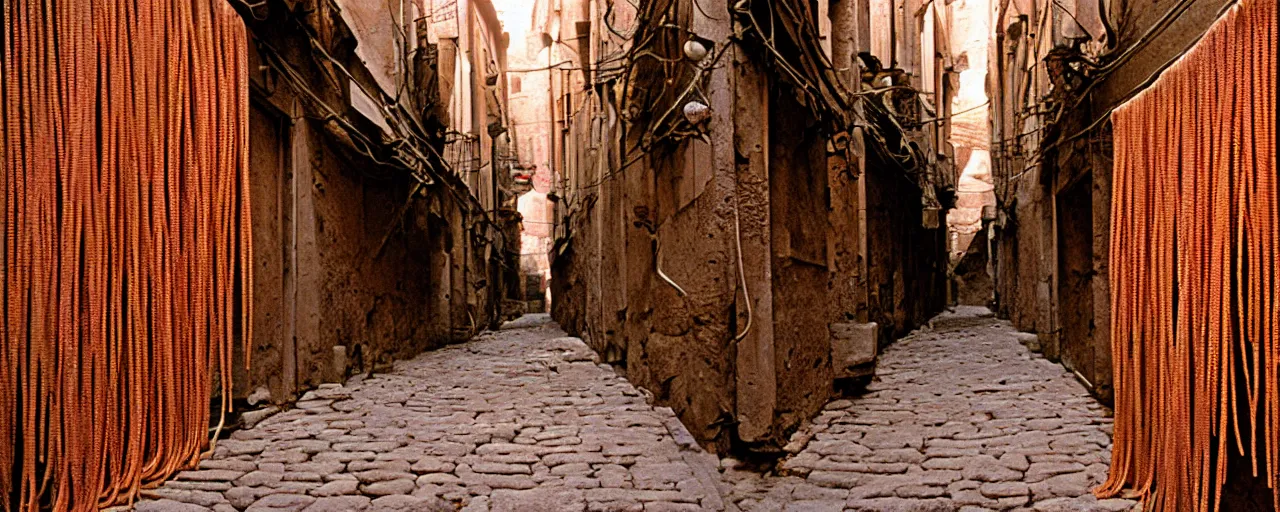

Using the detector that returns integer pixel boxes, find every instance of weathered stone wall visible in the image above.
[943,0,995,293]
[305,135,498,378]
[730,52,781,450]
[240,114,503,403]
[995,129,1114,400]
[242,100,293,402]
[988,0,1235,404]
[952,227,993,306]
[235,2,508,405]
[767,91,837,440]
[499,0,555,293]
[546,0,748,453]
[1003,165,1055,343]
[865,159,949,340]
[547,0,950,454]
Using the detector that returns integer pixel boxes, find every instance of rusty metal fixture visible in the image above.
[2,1,252,509]
[1045,45,1087,98]
[1098,0,1276,509]
[631,205,656,234]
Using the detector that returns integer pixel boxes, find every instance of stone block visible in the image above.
[1013,332,1041,351]
[331,346,347,381]
[830,322,878,374]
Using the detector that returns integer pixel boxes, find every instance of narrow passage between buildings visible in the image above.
[136,308,1135,512]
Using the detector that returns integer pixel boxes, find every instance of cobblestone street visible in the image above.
[135,315,727,512]
[721,308,1137,511]
[136,309,1137,512]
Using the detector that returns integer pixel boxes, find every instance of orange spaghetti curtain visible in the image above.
[2,1,251,510]
[1098,0,1276,510]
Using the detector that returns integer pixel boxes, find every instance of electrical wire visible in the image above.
[917,99,991,125]
[731,164,753,343]
[1037,0,1199,139]
[507,60,579,72]
[1015,0,1245,189]
[1050,0,1095,39]
[654,238,688,297]
[1058,0,1244,147]
[233,0,269,21]
[253,31,505,249]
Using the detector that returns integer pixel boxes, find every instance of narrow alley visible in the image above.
[3,0,1275,510]
[134,308,1133,512]
[723,309,1135,511]
[133,316,728,512]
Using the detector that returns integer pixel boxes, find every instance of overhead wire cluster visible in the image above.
[546,0,957,213]
[552,0,952,339]
[241,1,511,242]
[549,0,707,196]
[566,0,932,195]
[996,0,1239,195]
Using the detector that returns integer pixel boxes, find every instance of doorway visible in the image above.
[1056,174,1095,388]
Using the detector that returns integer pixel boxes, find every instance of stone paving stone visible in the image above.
[134,315,725,511]
[134,499,215,512]
[299,496,370,512]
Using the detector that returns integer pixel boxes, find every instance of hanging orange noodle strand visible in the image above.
[2,1,251,510]
[1096,0,1277,509]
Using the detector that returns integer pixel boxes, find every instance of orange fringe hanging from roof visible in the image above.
[2,0,251,510]
[1096,0,1276,509]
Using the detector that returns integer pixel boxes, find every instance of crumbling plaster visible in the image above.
[235,1,507,405]
[989,0,1235,404]
[549,0,951,454]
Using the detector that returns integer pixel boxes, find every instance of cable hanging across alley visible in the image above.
[1096,0,1276,509]
[2,1,252,510]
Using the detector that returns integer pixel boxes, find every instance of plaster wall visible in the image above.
[551,0,742,451]
[336,0,405,95]
[240,110,498,403]
[865,160,949,340]
[235,2,508,405]
[548,0,950,453]
[988,0,1234,401]
[768,91,836,439]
